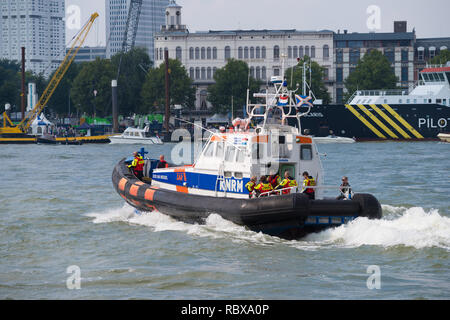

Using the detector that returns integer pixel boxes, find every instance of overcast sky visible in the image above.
[66,0,450,47]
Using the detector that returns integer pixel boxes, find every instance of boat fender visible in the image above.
[352,193,382,219]
[293,193,310,218]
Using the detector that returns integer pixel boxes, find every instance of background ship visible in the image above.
[293,63,450,141]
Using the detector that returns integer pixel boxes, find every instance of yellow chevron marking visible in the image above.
[369,104,411,139]
[382,104,424,139]
[345,104,386,139]
[357,104,399,139]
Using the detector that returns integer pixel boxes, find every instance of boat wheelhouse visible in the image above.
[151,75,324,199]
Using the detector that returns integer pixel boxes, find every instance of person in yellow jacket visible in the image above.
[301,171,316,199]
[245,176,257,198]
[254,176,273,197]
[128,151,145,180]
[276,171,298,194]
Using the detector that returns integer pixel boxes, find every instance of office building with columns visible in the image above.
[154,1,334,110]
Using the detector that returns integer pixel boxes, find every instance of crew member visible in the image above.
[245,176,257,198]
[128,151,145,180]
[336,176,352,200]
[254,176,273,197]
[268,172,281,189]
[276,171,298,194]
[157,155,168,168]
[301,171,316,199]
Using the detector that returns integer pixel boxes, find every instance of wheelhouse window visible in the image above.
[236,147,245,163]
[204,142,215,157]
[252,143,266,160]
[300,145,313,160]
[225,145,236,162]
[215,141,224,158]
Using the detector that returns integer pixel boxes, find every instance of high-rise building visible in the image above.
[66,46,107,63]
[0,0,65,77]
[105,0,169,60]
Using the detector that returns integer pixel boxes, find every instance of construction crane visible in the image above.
[0,13,99,136]
[121,0,143,53]
[116,0,143,80]
[112,0,143,133]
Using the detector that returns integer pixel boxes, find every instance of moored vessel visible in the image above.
[109,125,163,144]
[437,132,450,142]
[296,63,450,141]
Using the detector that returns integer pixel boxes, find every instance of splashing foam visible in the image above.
[86,204,450,250]
[305,205,450,250]
[85,204,279,245]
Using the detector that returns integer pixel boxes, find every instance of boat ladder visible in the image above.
[215,162,227,197]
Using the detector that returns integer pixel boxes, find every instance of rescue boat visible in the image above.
[112,62,382,239]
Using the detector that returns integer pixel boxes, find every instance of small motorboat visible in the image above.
[312,135,356,144]
[109,125,163,145]
[36,133,57,144]
[437,132,450,142]
[112,61,382,240]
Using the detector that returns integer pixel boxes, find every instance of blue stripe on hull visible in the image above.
[152,171,251,194]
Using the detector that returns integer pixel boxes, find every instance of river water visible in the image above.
[0,141,449,300]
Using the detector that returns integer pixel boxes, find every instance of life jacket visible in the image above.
[245,181,256,192]
[255,182,273,196]
[278,177,297,194]
[134,155,145,172]
[303,176,315,194]
[269,175,281,188]
[158,160,168,168]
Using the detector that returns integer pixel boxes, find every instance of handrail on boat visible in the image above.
[256,185,350,198]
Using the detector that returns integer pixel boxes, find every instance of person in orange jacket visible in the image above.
[128,151,145,180]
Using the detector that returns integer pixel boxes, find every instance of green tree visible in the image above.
[430,49,450,65]
[46,63,82,116]
[0,59,21,110]
[111,47,152,115]
[0,59,48,113]
[70,58,115,117]
[344,49,398,101]
[285,56,331,104]
[208,59,261,115]
[140,58,195,113]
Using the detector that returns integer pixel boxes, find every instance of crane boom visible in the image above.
[121,0,143,53]
[0,13,99,135]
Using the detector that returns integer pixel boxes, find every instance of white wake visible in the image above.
[86,204,450,250]
[303,205,450,250]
